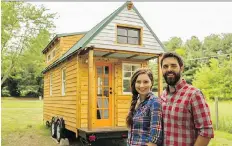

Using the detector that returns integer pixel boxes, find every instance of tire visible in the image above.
[56,120,64,142]
[51,119,57,138]
[46,121,50,128]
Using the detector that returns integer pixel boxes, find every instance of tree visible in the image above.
[1,2,56,86]
[18,29,51,96]
[202,34,221,57]
[163,37,183,51]
[182,36,203,83]
[220,33,232,54]
[185,36,202,58]
[192,58,232,100]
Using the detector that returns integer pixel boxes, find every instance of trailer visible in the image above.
[42,1,165,145]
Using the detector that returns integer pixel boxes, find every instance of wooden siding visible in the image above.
[60,34,85,56]
[114,59,148,127]
[77,55,149,128]
[44,51,150,132]
[43,55,78,133]
[87,7,163,54]
[78,55,89,128]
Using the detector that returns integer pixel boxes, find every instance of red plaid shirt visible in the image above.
[160,79,214,146]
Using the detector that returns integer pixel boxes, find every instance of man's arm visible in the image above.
[194,135,211,146]
[191,90,214,145]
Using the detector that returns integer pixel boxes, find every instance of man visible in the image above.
[160,52,214,146]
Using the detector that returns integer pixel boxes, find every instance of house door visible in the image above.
[94,63,112,127]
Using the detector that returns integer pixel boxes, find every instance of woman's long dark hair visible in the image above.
[126,68,154,128]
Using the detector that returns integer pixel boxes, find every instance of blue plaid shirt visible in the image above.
[127,92,163,146]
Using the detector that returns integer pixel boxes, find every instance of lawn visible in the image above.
[208,101,232,133]
[1,98,232,146]
[1,98,58,146]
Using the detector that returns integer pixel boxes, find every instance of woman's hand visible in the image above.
[146,142,157,146]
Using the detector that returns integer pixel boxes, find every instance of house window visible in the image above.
[117,26,140,45]
[62,68,66,96]
[47,48,56,62]
[52,49,56,58]
[47,54,51,62]
[50,73,52,96]
[122,63,141,94]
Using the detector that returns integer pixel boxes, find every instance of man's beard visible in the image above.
[163,71,181,86]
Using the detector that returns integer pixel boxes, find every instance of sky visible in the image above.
[33,2,232,42]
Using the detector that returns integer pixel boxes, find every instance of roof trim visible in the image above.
[42,31,88,54]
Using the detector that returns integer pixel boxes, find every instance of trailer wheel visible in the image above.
[45,121,50,128]
[56,120,62,142]
[51,118,57,138]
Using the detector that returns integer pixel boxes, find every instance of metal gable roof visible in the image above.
[42,1,165,73]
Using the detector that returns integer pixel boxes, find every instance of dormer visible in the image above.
[42,32,86,66]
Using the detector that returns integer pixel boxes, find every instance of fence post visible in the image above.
[215,97,219,130]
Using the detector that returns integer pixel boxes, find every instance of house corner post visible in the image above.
[157,55,163,97]
[88,49,94,130]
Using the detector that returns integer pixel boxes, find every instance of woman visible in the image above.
[126,68,163,146]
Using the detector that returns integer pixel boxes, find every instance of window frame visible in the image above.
[122,63,141,94]
[61,68,66,96]
[116,24,142,46]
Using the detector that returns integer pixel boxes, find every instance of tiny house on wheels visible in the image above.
[42,1,165,145]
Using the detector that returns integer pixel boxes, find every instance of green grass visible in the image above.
[1,98,232,146]
[1,99,56,146]
[1,100,43,108]
[209,131,232,146]
[208,101,232,133]
[207,101,232,146]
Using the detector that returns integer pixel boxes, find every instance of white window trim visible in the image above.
[61,68,66,96]
[122,63,141,94]
[50,73,52,96]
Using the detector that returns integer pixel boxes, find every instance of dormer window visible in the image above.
[117,26,141,45]
[52,49,56,58]
[47,48,57,63]
[47,54,51,62]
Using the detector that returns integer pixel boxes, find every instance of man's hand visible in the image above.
[194,135,211,146]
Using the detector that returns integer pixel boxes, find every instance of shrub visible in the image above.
[25,91,39,97]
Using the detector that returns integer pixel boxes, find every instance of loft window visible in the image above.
[117,26,140,45]
[47,54,51,62]
[52,49,56,58]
